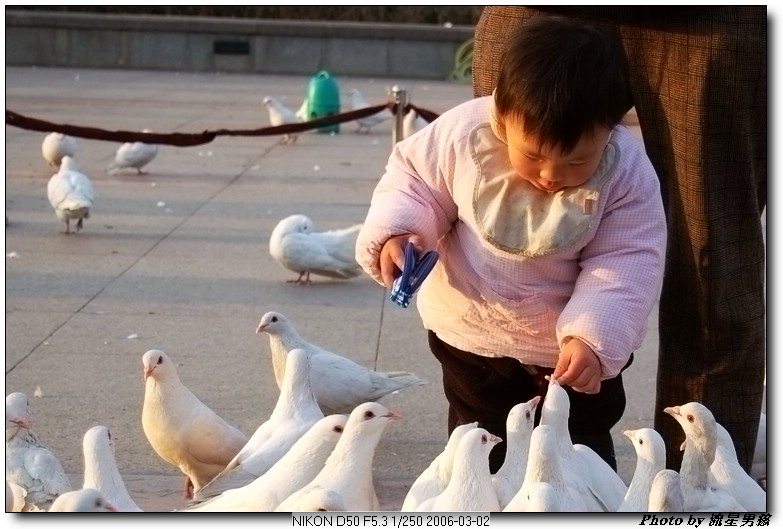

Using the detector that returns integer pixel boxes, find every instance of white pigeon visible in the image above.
[275,484,347,512]
[5,391,72,512]
[617,428,667,512]
[48,488,118,512]
[647,469,685,512]
[403,108,428,139]
[41,132,77,166]
[401,421,479,512]
[47,155,95,234]
[492,396,541,510]
[504,424,590,512]
[140,349,249,498]
[183,414,347,512]
[269,214,365,284]
[278,401,400,512]
[538,376,624,511]
[347,88,393,133]
[81,425,143,512]
[710,422,766,512]
[193,348,324,500]
[663,402,745,512]
[295,98,309,122]
[416,427,502,512]
[256,311,427,415]
[108,130,159,175]
[751,412,766,486]
[263,95,303,144]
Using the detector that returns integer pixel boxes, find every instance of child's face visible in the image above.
[505,118,611,193]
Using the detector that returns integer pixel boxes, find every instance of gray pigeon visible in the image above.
[269,214,364,284]
[256,311,427,415]
[5,392,72,512]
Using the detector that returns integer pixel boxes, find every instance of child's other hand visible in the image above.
[553,337,602,394]
[379,234,422,288]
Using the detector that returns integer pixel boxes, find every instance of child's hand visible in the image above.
[379,234,422,288]
[552,337,602,394]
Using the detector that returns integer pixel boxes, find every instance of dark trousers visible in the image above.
[428,331,629,473]
[472,5,766,473]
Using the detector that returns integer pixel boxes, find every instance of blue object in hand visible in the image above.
[389,242,439,308]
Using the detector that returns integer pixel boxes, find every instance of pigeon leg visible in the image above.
[182,476,195,499]
[287,271,307,284]
[75,218,84,232]
[63,220,71,235]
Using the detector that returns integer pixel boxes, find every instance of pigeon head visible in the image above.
[255,311,291,335]
[507,395,540,433]
[84,425,114,455]
[5,392,32,430]
[60,155,79,172]
[49,488,119,512]
[142,349,177,382]
[271,214,313,240]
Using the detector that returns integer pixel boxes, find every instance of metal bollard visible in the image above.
[389,85,408,145]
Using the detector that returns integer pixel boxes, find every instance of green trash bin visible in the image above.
[307,70,341,133]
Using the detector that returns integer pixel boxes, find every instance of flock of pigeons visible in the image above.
[38,87,423,236]
[262,87,427,145]
[6,334,767,513]
[11,87,766,514]
[41,130,159,234]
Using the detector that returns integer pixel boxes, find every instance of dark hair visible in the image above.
[494,15,633,153]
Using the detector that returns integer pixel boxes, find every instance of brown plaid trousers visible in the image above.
[472,6,767,472]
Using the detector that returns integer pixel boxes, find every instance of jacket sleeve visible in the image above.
[557,140,667,379]
[355,119,462,285]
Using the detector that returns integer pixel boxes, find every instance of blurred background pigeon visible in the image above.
[263,96,303,144]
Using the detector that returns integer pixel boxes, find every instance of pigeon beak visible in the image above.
[489,434,503,445]
[143,365,153,380]
[384,410,402,420]
[622,430,633,439]
[663,406,680,417]
[10,417,31,429]
[255,322,267,334]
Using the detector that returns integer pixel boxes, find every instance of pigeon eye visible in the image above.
[638,439,644,445]
[157,356,163,365]
[334,425,344,433]
[364,411,375,419]
[525,411,531,420]
[317,508,327,512]
[687,414,695,423]
[481,434,488,444]
[271,316,278,323]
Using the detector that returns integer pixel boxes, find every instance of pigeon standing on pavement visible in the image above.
[347,88,393,133]
[617,428,667,512]
[416,427,502,512]
[401,421,479,512]
[108,130,159,175]
[193,348,324,499]
[81,425,143,512]
[663,402,745,512]
[47,155,95,234]
[48,488,119,512]
[403,108,428,139]
[41,132,77,167]
[269,214,364,284]
[276,402,400,512]
[710,422,766,512]
[263,96,303,144]
[492,396,541,510]
[647,469,685,512]
[140,349,249,498]
[183,414,347,512]
[5,391,72,512]
[256,311,427,415]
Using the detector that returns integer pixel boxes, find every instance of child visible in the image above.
[355,15,667,471]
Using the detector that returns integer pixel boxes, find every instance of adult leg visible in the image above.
[617,8,767,471]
